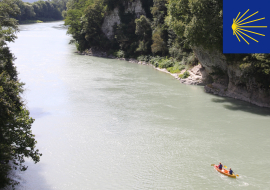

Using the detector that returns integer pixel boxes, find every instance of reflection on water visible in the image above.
[212,97,270,116]
[7,21,270,190]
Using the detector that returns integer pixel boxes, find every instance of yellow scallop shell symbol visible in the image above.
[232,9,267,45]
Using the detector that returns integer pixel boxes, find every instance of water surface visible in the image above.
[8,21,270,189]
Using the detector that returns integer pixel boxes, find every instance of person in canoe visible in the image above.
[229,168,234,175]
[218,162,223,170]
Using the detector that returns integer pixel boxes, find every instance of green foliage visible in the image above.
[113,4,139,57]
[239,54,270,88]
[82,1,107,46]
[167,62,185,73]
[151,0,167,28]
[137,55,152,62]
[167,0,223,51]
[167,29,192,60]
[0,0,41,188]
[151,0,168,55]
[151,32,167,55]
[20,19,43,24]
[135,15,152,54]
[147,56,181,69]
[113,50,125,58]
[149,56,162,67]
[14,0,68,23]
[158,58,174,68]
[179,71,190,79]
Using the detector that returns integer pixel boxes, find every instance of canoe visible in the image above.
[214,165,236,178]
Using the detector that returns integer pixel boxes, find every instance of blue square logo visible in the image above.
[223,0,270,53]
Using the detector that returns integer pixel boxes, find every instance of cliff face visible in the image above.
[194,47,270,108]
[101,7,121,40]
[101,0,146,40]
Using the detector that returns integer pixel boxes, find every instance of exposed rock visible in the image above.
[193,46,227,74]
[124,0,146,17]
[194,46,270,108]
[155,65,205,86]
[101,0,146,40]
[138,61,148,65]
[101,8,121,40]
[129,58,139,63]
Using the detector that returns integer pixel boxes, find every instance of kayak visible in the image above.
[214,165,236,178]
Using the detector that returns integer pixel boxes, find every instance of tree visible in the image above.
[82,0,106,47]
[150,0,169,55]
[151,32,167,55]
[135,15,152,54]
[0,0,42,188]
[167,0,223,51]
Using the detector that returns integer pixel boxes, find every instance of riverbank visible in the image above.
[19,19,64,24]
[77,48,205,86]
[77,47,270,108]
[19,20,43,24]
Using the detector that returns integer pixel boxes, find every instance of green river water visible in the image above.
[7,21,270,190]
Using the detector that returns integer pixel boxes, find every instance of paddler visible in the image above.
[218,162,223,170]
[229,168,234,175]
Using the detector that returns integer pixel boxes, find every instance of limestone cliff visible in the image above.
[194,46,270,108]
[101,0,146,40]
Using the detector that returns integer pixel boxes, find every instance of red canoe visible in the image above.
[214,165,236,178]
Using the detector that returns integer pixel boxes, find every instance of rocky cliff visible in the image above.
[194,46,270,108]
[101,0,146,40]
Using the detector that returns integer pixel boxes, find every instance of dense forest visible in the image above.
[15,0,68,23]
[65,0,270,89]
[0,0,42,188]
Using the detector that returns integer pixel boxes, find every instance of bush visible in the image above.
[167,62,185,73]
[149,56,162,67]
[148,57,177,68]
[137,55,152,62]
[113,50,125,58]
[179,71,190,79]
[158,59,174,68]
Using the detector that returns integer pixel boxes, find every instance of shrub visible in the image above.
[167,62,185,73]
[114,50,125,58]
[179,71,190,79]
[158,59,174,68]
[137,55,152,62]
[149,56,162,67]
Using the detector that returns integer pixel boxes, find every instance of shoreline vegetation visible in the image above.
[0,0,42,188]
[19,19,63,24]
[14,0,68,24]
[20,19,43,24]
[77,47,204,86]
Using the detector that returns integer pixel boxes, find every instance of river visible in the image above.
[7,21,270,189]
